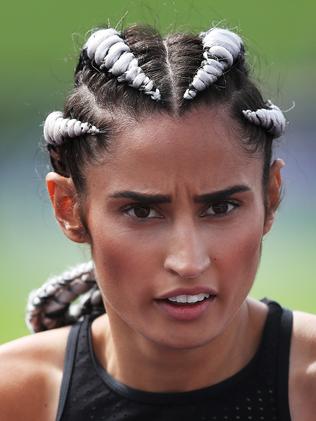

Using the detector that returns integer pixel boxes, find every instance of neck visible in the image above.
[92,298,267,393]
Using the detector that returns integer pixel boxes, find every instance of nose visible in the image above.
[163,224,211,279]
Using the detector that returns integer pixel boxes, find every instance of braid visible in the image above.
[242,100,286,138]
[83,28,161,100]
[44,111,101,147]
[26,261,105,333]
[184,28,244,100]
[182,27,286,137]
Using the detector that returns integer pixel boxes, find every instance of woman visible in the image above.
[0,24,315,421]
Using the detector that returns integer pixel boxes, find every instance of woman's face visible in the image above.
[80,106,279,349]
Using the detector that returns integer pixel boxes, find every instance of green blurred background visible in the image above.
[1,0,315,343]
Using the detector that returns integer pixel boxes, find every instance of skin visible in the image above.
[0,105,315,420]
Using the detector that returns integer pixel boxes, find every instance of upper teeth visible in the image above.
[167,293,210,303]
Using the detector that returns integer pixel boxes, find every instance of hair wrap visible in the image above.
[184,28,243,100]
[43,111,101,146]
[242,100,286,138]
[25,261,104,333]
[84,28,161,101]
[183,27,286,137]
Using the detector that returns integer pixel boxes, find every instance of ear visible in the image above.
[263,159,285,235]
[46,172,89,243]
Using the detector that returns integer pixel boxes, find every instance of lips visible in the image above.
[154,287,217,321]
[155,286,217,301]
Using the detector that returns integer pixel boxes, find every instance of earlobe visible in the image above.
[46,172,89,244]
[263,159,285,235]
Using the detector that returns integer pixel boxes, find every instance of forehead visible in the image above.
[87,106,263,194]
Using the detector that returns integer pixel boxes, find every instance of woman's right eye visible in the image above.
[122,205,162,219]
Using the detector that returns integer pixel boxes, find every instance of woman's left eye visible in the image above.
[122,205,161,219]
[202,201,238,217]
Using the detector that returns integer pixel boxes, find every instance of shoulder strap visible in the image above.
[260,299,293,421]
[277,307,293,420]
[258,299,283,384]
[55,321,81,421]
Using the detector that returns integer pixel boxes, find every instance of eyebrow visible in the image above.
[109,185,251,204]
[195,185,251,203]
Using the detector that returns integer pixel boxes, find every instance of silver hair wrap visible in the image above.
[184,28,243,100]
[242,100,286,138]
[84,28,161,101]
[25,261,104,333]
[44,111,101,146]
[183,28,286,137]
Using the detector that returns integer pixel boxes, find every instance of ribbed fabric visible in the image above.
[56,299,293,421]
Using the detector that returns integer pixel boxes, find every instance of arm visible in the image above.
[0,327,69,421]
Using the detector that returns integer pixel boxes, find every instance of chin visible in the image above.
[143,326,221,351]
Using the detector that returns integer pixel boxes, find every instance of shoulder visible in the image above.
[289,310,316,419]
[0,325,71,421]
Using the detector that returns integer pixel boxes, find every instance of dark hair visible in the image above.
[47,24,273,199]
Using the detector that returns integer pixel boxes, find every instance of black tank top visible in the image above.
[56,299,293,421]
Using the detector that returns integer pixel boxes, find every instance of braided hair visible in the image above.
[26,24,286,333]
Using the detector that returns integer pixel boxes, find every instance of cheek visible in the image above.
[214,219,263,295]
[89,219,159,306]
